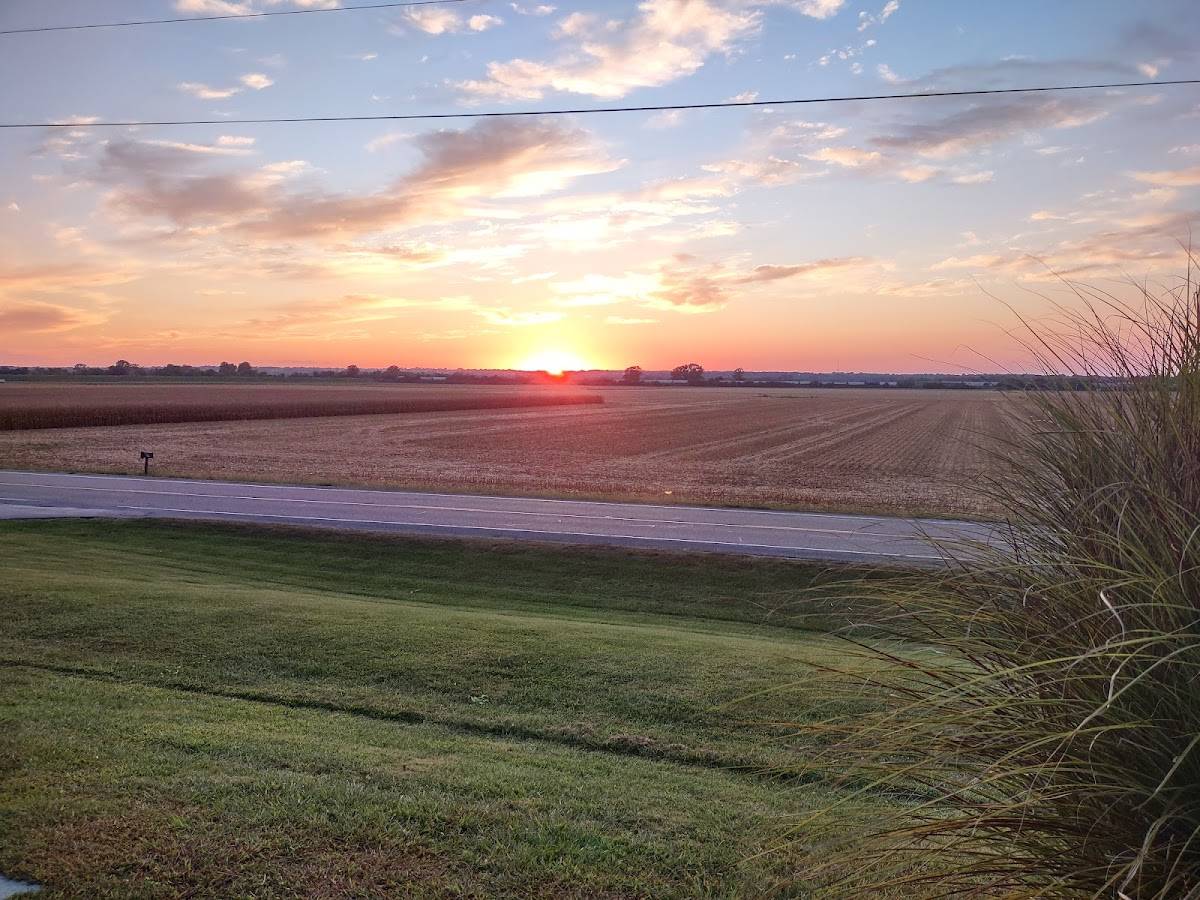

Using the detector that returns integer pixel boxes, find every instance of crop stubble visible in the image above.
[0,384,1011,516]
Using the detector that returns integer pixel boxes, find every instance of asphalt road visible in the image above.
[0,470,995,564]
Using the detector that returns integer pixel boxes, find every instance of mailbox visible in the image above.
[140,450,154,475]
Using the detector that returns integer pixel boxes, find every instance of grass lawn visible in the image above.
[0,520,902,898]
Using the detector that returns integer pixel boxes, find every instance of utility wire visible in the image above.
[4,79,1198,131]
[0,0,475,35]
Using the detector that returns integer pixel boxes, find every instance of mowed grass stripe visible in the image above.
[0,658,819,779]
[0,556,858,774]
[2,668,896,899]
[0,519,904,896]
[3,518,888,632]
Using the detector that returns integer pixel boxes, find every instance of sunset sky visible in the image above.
[1,0,1198,372]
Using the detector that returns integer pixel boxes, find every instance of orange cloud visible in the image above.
[456,0,760,100]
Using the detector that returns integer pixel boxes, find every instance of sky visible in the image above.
[0,0,1198,373]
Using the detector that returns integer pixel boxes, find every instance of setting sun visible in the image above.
[516,349,591,375]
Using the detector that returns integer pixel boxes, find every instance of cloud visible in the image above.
[468,14,504,30]
[395,8,503,33]
[0,301,104,333]
[551,272,659,306]
[786,0,846,19]
[993,208,1198,279]
[701,155,815,186]
[876,276,975,298]
[645,109,685,129]
[174,0,340,13]
[174,0,253,13]
[951,170,994,184]
[876,62,903,83]
[401,7,466,33]
[510,167,749,251]
[872,97,1109,160]
[455,0,760,100]
[930,254,1006,271]
[735,257,869,283]
[178,81,241,100]
[606,316,658,325]
[94,119,622,243]
[144,139,256,156]
[897,164,940,183]
[95,140,272,224]
[0,262,135,294]
[225,292,560,342]
[1129,166,1200,187]
[903,57,1139,90]
[0,262,130,335]
[511,1,556,13]
[806,146,883,167]
[1130,187,1178,205]
[815,37,876,68]
[178,70,273,97]
[551,254,874,315]
[36,120,104,161]
[240,72,274,89]
[364,132,407,152]
[6,202,19,213]
[476,308,563,326]
[218,135,256,147]
[857,0,898,31]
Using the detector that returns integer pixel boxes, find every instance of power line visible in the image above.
[0,0,475,35]
[4,79,1198,131]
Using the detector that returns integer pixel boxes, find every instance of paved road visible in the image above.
[0,470,995,564]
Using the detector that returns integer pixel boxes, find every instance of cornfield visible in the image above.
[0,385,603,431]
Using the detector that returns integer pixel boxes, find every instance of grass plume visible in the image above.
[795,268,1200,897]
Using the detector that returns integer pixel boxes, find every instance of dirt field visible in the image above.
[0,384,1017,517]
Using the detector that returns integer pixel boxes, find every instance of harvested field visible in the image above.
[0,384,1017,517]
[0,383,600,430]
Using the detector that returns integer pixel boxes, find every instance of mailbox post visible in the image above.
[140,451,154,476]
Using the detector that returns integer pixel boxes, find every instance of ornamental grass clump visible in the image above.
[799,272,1200,897]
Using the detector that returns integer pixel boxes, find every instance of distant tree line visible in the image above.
[0,361,1118,391]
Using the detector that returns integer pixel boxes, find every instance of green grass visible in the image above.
[0,520,899,897]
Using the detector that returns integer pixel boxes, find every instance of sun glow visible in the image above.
[517,349,591,375]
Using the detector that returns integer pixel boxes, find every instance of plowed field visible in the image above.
[0,384,1017,516]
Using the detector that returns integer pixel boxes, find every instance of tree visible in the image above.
[670,363,705,384]
[345,364,360,378]
[218,361,237,376]
[236,361,254,376]
[108,359,135,376]
[622,365,642,385]
[733,367,746,382]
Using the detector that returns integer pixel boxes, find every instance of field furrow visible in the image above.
[0,384,1017,516]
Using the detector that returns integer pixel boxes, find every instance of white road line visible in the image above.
[36,500,945,561]
[0,480,929,539]
[0,470,982,527]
